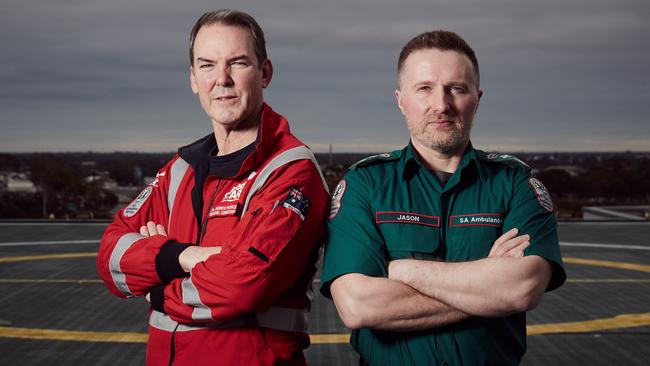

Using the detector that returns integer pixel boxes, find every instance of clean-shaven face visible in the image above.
[396,48,482,155]
[190,24,271,130]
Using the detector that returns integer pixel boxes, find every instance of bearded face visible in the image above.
[396,49,482,156]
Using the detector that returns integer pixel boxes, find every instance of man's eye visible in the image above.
[231,60,248,67]
[450,86,467,94]
[199,64,214,70]
[417,86,431,92]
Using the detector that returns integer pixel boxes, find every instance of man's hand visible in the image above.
[488,228,530,258]
[139,221,221,272]
[178,246,222,272]
[389,228,529,278]
[140,221,167,237]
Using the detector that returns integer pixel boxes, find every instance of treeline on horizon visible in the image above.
[0,151,649,219]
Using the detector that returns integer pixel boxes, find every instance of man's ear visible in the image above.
[261,59,273,88]
[190,66,198,95]
[395,88,406,115]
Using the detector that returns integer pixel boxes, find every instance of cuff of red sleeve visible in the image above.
[150,285,166,313]
[155,240,191,282]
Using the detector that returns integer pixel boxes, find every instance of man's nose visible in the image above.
[215,65,234,87]
[430,87,451,114]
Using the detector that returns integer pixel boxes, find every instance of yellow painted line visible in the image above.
[0,279,102,284]
[0,252,97,263]
[0,326,147,343]
[563,257,650,273]
[2,312,650,344]
[527,312,650,335]
[310,333,350,344]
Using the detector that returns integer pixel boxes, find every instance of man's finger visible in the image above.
[489,228,520,257]
[147,221,157,235]
[505,240,530,258]
[498,234,530,254]
[140,226,149,237]
[145,293,150,303]
[156,224,167,236]
[493,228,518,246]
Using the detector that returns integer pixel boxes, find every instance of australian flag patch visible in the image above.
[283,187,311,220]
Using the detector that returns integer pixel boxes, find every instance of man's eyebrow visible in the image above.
[196,57,215,63]
[227,54,252,62]
[195,55,253,64]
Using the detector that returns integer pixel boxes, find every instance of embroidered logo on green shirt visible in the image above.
[450,213,503,227]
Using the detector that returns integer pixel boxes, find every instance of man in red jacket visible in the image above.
[97,9,330,365]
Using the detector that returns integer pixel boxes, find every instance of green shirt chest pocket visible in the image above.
[447,213,504,260]
[375,211,441,259]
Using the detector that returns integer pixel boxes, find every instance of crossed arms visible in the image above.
[329,228,553,332]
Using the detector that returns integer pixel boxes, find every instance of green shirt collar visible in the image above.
[401,140,487,183]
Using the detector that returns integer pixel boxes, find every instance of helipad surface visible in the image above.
[0,221,649,365]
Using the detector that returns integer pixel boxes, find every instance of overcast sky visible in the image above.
[1,0,649,153]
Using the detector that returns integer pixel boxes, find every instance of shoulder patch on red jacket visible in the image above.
[282,187,310,220]
[124,186,152,217]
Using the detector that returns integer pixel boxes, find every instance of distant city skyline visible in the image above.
[2,0,649,153]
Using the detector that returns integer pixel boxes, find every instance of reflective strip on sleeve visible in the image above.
[241,146,329,216]
[149,310,245,332]
[181,277,214,321]
[167,157,189,228]
[109,233,145,297]
[149,306,308,333]
[255,306,309,333]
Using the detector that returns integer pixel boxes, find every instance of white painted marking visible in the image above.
[561,242,650,251]
[0,240,99,247]
[582,206,644,220]
[559,221,650,226]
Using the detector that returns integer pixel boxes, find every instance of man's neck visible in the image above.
[411,139,468,173]
[211,113,261,156]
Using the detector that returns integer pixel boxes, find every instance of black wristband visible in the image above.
[149,284,166,313]
[155,240,191,282]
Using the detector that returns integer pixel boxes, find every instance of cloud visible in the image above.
[1,0,649,152]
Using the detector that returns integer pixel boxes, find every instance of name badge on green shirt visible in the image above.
[376,211,440,227]
[450,213,503,227]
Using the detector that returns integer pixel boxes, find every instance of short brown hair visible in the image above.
[189,9,267,66]
[397,30,480,86]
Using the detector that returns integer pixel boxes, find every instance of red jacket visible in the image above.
[97,104,330,365]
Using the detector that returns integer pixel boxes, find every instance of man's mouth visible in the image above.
[427,119,454,126]
[214,95,237,101]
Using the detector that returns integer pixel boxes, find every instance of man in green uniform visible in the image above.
[320,30,566,366]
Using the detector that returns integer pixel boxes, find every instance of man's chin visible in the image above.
[419,137,467,155]
[210,115,241,128]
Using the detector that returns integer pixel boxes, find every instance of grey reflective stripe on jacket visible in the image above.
[149,307,309,333]
[155,147,321,331]
[241,146,329,216]
[167,157,189,228]
[109,233,145,297]
[181,277,213,321]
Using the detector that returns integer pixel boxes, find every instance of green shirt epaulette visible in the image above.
[476,150,530,168]
[349,151,400,171]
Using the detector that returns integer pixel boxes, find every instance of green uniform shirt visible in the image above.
[320,141,566,366]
